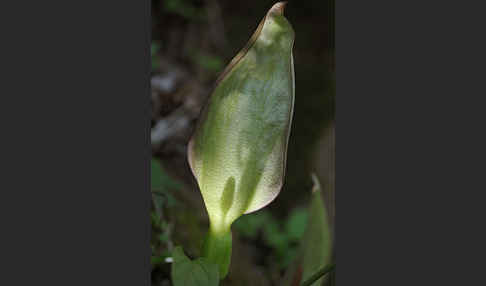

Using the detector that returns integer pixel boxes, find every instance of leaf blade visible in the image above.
[171,246,219,286]
[301,175,333,285]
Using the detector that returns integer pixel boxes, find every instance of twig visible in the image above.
[300,263,335,286]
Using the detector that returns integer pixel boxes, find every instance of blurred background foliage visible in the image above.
[151,0,334,285]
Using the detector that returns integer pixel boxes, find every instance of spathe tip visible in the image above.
[269,1,287,15]
[311,173,322,194]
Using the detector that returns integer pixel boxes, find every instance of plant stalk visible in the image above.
[202,225,232,279]
[300,263,335,286]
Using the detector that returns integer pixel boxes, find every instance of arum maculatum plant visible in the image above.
[187,1,295,278]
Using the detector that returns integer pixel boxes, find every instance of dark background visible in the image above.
[151,0,335,285]
[3,0,486,286]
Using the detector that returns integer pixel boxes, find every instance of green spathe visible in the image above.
[188,2,295,278]
[301,174,333,285]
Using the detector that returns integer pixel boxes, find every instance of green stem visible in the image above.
[202,225,232,279]
[301,263,335,286]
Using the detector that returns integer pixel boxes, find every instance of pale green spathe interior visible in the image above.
[187,2,295,278]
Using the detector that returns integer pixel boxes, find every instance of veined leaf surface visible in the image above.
[188,1,295,232]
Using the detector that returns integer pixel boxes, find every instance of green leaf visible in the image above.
[158,232,169,242]
[171,246,219,286]
[300,174,333,285]
[233,210,271,238]
[151,42,160,70]
[282,175,333,286]
[151,158,179,210]
[192,52,225,73]
[151,255,168,266]
[285,207,308,241]
[263,219,287,251]
[187,2,295,277]
[151,158,181,190]
[151,42,159,57]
